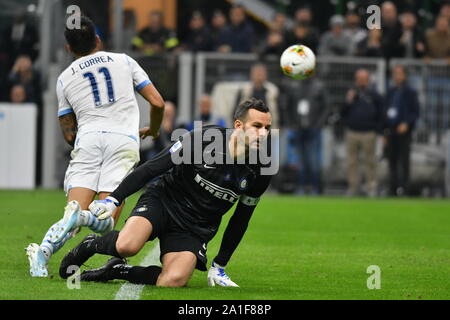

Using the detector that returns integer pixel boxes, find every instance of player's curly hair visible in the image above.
[64,16,97,56]
[233,98,270,122]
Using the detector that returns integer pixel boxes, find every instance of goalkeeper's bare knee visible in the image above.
[115,238,143,257]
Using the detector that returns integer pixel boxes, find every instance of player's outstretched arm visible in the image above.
[208,201,256,287]
[214,202,255,265]
[138,84,165,139]
[209,174,272,287]
[90,143,176,219]
[58,112,78,146]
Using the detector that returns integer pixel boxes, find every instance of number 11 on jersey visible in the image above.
[83,67,115,107]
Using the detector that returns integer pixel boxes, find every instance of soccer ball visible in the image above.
[280,44,316,80]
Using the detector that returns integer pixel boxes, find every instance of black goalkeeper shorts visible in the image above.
[129,187,208,271]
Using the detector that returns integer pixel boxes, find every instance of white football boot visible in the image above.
[52,200,82,244]
[25,243,48,277]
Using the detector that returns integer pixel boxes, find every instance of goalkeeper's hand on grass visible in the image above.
[89,196,119,220]
[207,261,239,287]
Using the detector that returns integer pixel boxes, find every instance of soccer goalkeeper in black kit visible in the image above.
[60,98,275,287]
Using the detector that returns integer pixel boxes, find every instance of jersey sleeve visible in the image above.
[125,54,152,91]
[239,174,272,207]
[56,78,73,117]
[213,173,272,266]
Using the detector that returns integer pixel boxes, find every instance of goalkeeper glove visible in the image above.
[89,196,119,220]
[207,261,239,287]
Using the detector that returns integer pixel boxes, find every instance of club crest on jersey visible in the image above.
[170,141,182,153]
[239,178,248,190]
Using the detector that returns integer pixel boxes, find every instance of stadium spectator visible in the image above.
[186,94,226,131]
[0,67,8,101]
[380,1,403,59]
[318,15,352,56]
[294,6,312,24]
[439,2,450,20]
[215,4,255,53]
[179,11,213,52]
[9,84,27,103]
[356,28,384,57]
[341,69,383,197]
[260,11,291,56]
[294,6,320,38]
[288,22,319,53]
[235,63,279,127]
[8,55,43,187]
[132,11,179,55]
[271,11,287,30]
[259,27,286,57]
[210,10,228,50]
[424,15,450,61]
[122,10,137,51]
[343,12,367,56]
[284,77,329,195]
[8,55,41,105]
[383,65,420,196]
[146,101,178,160]
[0,9,39,65]
[271,11,291,40]
[398,12,425,58]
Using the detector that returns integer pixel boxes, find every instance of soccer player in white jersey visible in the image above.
[26,16,165,277]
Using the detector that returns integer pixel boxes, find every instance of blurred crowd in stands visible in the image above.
[1,1,449,104]
[0,9,40,104]
[128,2,450,62]
[0,0,448,196]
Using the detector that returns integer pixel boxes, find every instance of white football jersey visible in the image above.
[56,51,151,138]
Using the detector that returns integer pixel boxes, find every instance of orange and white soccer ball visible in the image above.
[280,44,316,80]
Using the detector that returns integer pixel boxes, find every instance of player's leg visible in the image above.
[32,188,116,278]
[51,187,115,244]
[60,216,153,279]
[58,132,138,241]
[61,133,138,238]
[98,132,139,222]
[38,187,97,261]
[115,216,153,257]
[80,256,162,284]
[26,134,103,277]
[67,187,97,209]
[156,230,208,287]
[157,252,197,287]
[96,187,160,258]
[78,223,205,286]
[78,217,159,284]
[59,189,163,278]
[79,249,196,286]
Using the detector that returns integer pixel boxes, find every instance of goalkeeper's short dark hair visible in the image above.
[233,98,270,122]
[64,16,97,56]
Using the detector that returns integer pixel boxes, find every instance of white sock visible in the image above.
[39,219,73,262]
[80,210,114,234]
[39,210,113,262]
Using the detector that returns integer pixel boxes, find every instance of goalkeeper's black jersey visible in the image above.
[111,125,272,242]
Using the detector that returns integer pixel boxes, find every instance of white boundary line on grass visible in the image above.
[114,240,161,300]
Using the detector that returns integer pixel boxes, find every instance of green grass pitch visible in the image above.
[0,189,449,300]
